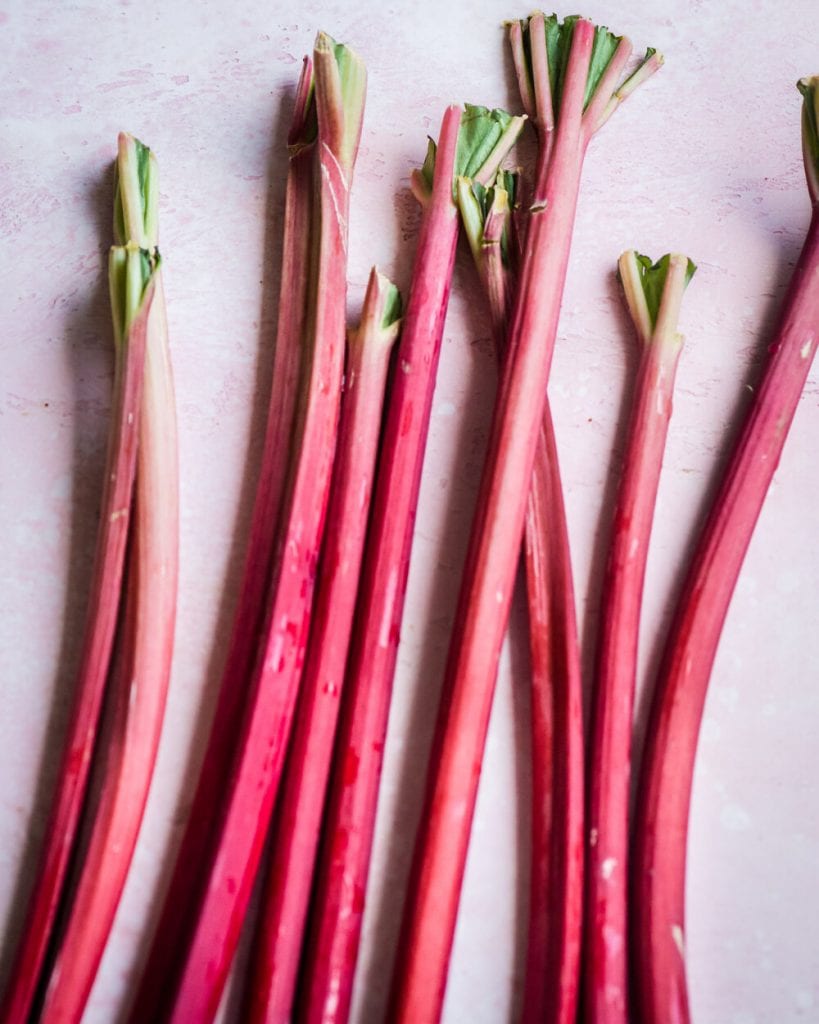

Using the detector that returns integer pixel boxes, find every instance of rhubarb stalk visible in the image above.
[129,56,317,1024]
[586,251,694,1024]
[243,268,401,1024]
[297,105,522,1024]
[134,34,366,1023]
[0,136,153,1024]
[633,78,819,1024]
[34,133,178,1024]
[390,16,660,1021]
[457,169,585,1024]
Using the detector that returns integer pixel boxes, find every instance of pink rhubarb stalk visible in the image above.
[297,104,522,1024]
[129,56,316,1024]
[135,34,366,1023]
[244,268,401,1024]
[457,170,585,1024]
[0,135,153,1024]
[586,251,694,1024]
[40,171,179,1019]
[390,16,660,1022]
[633,77,819,1024]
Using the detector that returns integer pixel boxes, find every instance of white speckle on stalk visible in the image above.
[495,589,503,604]
[629,536,639,559]
[589,827,599,847]
[128,412,134,425]
[671,924,685,960]
[129,679,138,708]
[109,508,128,522]
[801,335,814,359]
[601,857,617,880]
[401,359,412,374]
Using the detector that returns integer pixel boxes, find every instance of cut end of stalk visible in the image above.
[415,106,524,202]
[288,55,318,152]
[313,31,367,172]
[114,133,159,251]
[798,76,819,204]
[456,171,519,272]
[508,12,660,136]
[108,244,159,349]
[351,267,402,350]
[618,250,695,345]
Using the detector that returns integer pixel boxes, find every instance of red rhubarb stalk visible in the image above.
[457,170,585,1024]
[298,104,523,1024]
[244,268,401,1024]
[129,57,316,1024]
[40,180,179,1020]
[390,16,660,1022]
[0,134,153,1024]
[586,251,694,1024]
[633,77,819,1024]
[137,34,366,1023]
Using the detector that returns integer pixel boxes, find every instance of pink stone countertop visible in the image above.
[2,1,818,1021]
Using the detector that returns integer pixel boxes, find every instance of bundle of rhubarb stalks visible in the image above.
[4,13,818,1024]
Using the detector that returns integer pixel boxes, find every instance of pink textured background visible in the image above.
[2,1,818,1021]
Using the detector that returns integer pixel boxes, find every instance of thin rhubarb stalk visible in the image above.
[458,170,585,1024]
[244,268,401,1024]
[390,16,660,1022]
[137,34,366,1023]
[586,252,694,1024]
[0,135,152,1024]
[129,57,316,1024]
[297,104,523,1024]
[40,169,178,1018]
[633,78,819,1024]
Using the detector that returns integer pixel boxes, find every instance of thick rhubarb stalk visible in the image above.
[40,213,178,1022]
[129,57,316,1024]
[586,252,694,1024]
[633,78,819,1024]
[243,269,401,1024]
[297,105,523,1024]
[390,16,660,1022]
[136,35,366,1023]
[0,135,152,1024]
[457,171,585,1024]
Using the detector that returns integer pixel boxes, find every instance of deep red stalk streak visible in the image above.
[40,276,179,1024]
[128,74,314,1024]
[586,334,682,1024]
[389,24,593,1023]
[0,288,150,1024]
[522,402,584,1024]
[633,212,819,1024]
[245,307,395,1024]
[297,105,462,1024]
[480,238,583,1024]
[157,131,349,1024]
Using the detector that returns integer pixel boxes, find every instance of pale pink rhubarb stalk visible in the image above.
[0,135,153,1024]
[297,105,522,1024]
[390,16,660,1022]
[243,269,401,1024]
[633,77,819,1024]
[40,197,178,1022]
[586,252,694,1024]
[135,35,366,1023]
[457,171,584,1024]
[129,56,316,1024]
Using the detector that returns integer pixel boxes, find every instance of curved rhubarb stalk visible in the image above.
[298,105,523,1024]
[128,56,316,1024]
[0,135,153,1024]
[390,16,661,1022]
[633,78,819,1024]
[586,252,694,1024]
[457,171,584,1024]
[136,34,366,1023]
[243,268,401,1024]
[40,187,178,1021]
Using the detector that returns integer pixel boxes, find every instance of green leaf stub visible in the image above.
[380,282,402,330]
[798,76,819,202]
[626,252,696,330]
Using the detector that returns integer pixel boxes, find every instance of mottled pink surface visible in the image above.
[2,1,818,1022]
